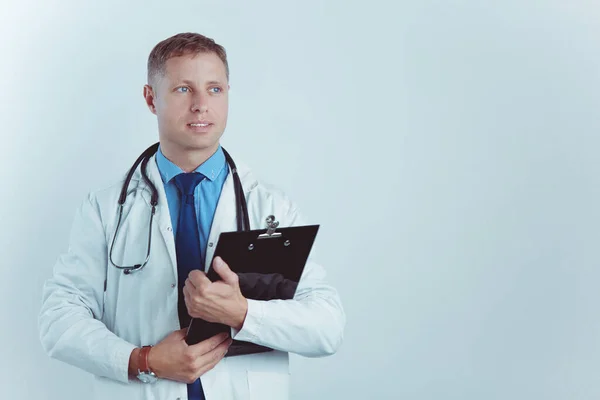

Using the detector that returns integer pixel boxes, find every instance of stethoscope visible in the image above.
[109,142,250,275]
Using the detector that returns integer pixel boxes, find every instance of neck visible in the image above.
[160,142,219,173]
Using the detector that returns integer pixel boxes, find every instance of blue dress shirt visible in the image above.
[155,145,229,269]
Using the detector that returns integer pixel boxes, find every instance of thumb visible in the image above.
[213,257,238,285]
[172,327,188,341]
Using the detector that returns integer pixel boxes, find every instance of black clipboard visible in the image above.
[185,221,320,357]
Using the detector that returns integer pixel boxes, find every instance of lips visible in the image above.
[188,122,213,127]
[187,121,214,133]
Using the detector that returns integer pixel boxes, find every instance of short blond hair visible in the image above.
[147,32,229,84]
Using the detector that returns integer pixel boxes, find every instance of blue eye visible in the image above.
[177,87,190,93]
[210,87,222,94]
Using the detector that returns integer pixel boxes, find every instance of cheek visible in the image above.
[214,98,229,120]
[158,100,188,123]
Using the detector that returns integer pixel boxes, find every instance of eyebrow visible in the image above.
[180,79,224,86]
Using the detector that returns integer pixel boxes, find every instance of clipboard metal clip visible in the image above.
[258,215,282,239]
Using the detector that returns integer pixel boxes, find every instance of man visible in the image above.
[38,32,345,400]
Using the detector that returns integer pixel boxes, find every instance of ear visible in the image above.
[143,84,157,115]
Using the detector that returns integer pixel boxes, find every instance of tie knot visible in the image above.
[173,172,205,196]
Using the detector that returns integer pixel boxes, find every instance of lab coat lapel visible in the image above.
[143,154,179,281]
[204,163,238,271]
[141,153,254,277]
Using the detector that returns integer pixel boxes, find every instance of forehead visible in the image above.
[163,52,227,83]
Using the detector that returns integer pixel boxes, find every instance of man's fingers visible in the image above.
[213,257,238,285]
[190,332,231,356]
[195,338,232,378]
[183,286,193,313]
[188,270,211,289]
[183,284,195,302]
[208,338,232,364]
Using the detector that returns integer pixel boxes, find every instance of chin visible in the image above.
[161,129,222,152]
[184,138,220,152]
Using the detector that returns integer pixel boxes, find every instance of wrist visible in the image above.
[146,346,159,377]
[233,297,248,330]
[135,345,158,383]
[128,347,141,378]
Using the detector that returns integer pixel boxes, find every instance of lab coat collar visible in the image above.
[130,148,257,280]
[155,145,227,183]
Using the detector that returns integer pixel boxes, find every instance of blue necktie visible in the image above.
[173,172,206,400]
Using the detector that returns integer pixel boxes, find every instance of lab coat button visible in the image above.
[208,242,213,247]
[167,227,172,232]
[171,284,176,289]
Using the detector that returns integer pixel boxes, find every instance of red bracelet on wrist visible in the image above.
[138,345,153,374]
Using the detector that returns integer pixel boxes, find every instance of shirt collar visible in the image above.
[156,144,227,183]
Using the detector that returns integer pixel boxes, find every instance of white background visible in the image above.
[1,0,600,399]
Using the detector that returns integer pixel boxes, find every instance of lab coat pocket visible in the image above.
[247,370,290,400]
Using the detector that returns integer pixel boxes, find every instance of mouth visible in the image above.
[187,122,214,132]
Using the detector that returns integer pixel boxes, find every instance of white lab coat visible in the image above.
[38,152,345,400]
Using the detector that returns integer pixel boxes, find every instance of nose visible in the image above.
[191,93,208,114]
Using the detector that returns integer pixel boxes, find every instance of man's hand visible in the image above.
[147,329,232,384]
[183,256,248,330]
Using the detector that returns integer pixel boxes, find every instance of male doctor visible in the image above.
[38,32,345,400]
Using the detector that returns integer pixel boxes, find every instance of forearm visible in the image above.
[232,256,346,357]
[232,291,345,357]
[39,283,138,383]
[38,194,140,382]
